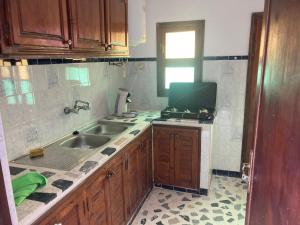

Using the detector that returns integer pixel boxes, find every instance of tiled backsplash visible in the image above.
[125,60,247,172]
[0,56,247,171]
[0,62,126,161]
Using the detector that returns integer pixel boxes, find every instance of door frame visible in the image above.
[241,12,264,169]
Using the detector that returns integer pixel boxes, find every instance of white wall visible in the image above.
[0,62,126,161]
[126,0,265,172]
[130,0,265,57]
[126,60,247,172]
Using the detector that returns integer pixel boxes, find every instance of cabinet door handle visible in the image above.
[86,199,90,212]
[82,200,86,215]
[64,39,72,46]
[106,44,112,51]
[125,157,128,170]
[106,170,115,178]
[140,143,144,150]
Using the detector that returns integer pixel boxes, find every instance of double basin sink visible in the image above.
[14,121,135,171]
[60,121,131,149]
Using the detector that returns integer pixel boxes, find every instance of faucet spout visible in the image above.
[74,100,90,111]
[64,100,90,115]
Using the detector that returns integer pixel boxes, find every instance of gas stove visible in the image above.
[159,82,217,123]
[160,106,215,123]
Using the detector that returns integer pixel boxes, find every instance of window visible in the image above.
[156,21,205,96]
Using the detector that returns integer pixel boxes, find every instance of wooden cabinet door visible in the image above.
[38,190,86,225]
[173,128,200,189]
[86,169,110,225]
[69,0,106,50]
[138,128,153,200]
[105,0,128,52]
[56,195,87,225]
[153,126,173,185]
[7,0,70,48]
[35,189,87,225]
[124,140,140,217]
[107,155,126,225]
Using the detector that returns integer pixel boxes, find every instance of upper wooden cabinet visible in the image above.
[105,0,128,53]
[5,0,70,49]
[69,0,106,51]
[0,0,128,56]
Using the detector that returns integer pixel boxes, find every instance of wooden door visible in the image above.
[6,0,70,49]
[173,128,200,189]
[86,169,110,225]
[107,155,126,225]
[138,128,152,201]
[69,0,106,50]
[241,12,263,167]
[105,0,128,52]
[246,0,300,224]
[55,193,87,225]
[124,140,140,217]
[153,126,173,185]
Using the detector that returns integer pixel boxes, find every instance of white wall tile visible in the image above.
[126,60,248,172]
[0,62,126,161]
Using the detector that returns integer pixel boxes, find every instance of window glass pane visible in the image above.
[165,31,195,59]
[165,67,194,89]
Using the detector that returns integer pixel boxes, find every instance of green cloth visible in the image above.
[12,172,47,206]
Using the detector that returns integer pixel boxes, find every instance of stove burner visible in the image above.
[199,108,209,114]
[161,106,215,123]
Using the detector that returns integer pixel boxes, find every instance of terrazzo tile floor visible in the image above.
[132,175,248,225]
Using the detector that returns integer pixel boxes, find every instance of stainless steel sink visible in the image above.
[84,123,128,136]
[60,134,110,149]
[13,120,136,171]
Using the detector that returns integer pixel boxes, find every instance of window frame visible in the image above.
[156,20,205,97]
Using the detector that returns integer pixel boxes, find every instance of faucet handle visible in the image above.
[84,103,90,110]
[64,107,71,114]
[64,107,79,114]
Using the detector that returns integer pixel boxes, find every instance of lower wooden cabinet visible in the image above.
[35,127,152,225]
[153,126,173,185]
[124,128,153,218]
[153,125,200,189]
[54,194,87,225]
[124,139,141,217]
[38,191,87,225]
[107,154,127,225]
[85,164,111,225]
[138,128,153,199]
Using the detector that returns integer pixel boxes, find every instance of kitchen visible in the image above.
[0,0,300,225]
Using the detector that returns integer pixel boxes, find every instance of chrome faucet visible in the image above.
[64,100,90,114]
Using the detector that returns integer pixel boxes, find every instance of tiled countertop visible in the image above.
[9,111,215,225]
[10,111,160,225]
